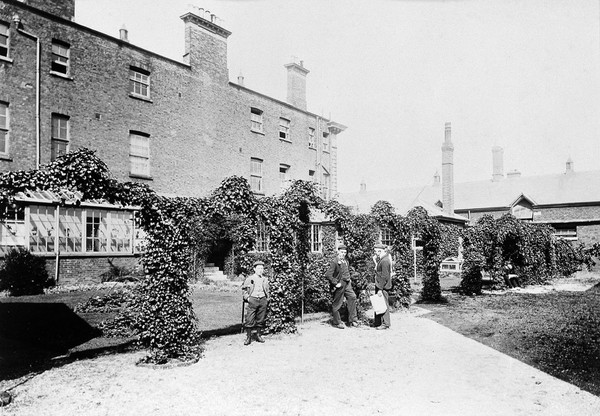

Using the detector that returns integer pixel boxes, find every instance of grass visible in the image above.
[418,280,600,397]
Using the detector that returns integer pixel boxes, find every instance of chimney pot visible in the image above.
[566,157,574,174]
[360,180,367,193]
[119,25,129,42]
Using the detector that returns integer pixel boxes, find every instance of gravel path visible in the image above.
[3,310,600,416]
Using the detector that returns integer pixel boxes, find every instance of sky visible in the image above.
[75,0,600,193]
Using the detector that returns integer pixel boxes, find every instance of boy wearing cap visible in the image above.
[373,243,392,329]
[242,260,270,345]
[325,245,358,329]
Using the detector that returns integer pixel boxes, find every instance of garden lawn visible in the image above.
[419,283,600,397]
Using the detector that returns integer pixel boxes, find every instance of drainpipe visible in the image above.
[54,204,60,284]
[13,15,41,169]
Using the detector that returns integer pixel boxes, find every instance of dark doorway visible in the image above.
[207,239,233,272]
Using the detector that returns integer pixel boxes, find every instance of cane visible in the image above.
[241,298,246,333]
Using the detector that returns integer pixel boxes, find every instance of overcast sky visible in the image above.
[75,0,600,193]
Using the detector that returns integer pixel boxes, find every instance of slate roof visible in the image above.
[339,170,600,215]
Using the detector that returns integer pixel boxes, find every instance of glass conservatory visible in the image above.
[0,189,143,256]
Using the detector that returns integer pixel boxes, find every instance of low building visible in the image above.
[340,124,600,246]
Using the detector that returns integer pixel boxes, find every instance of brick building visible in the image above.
[341,123,600,246]
[0,0,346,284]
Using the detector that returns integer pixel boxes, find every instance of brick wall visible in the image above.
[577,224,600,246]
[0,254,140,286]
[534,205,600,222]
[0,2,339,198]
[47,255,140,286]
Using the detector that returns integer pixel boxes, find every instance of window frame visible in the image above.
[553,224,578,241]
[0,101,9,156]
[129,131,151,178]
[380,227,393,247]
[308,127,316,149]
[279,117,291,141]
[250,157,263,194]
[322,131,330,153]
[310,224,323,253]
[51,40,70,75]
[0,205,25,253]
[0,21,10,59]
[255,220,270,252]
[129,66,151,98]
[279,164,290,190]
[51,113,70,161]
[250,108,264,133]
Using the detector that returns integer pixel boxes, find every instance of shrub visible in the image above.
[0,248,52,296]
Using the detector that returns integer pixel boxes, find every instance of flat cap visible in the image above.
[337,245,347,251]
[253,260,264,267]
[374,243,386,249]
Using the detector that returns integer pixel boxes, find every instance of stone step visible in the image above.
[204,266,221,273]
[205,263,216,267]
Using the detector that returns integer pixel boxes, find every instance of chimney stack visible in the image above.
[284,61,309,110]
[441,122,455,215]
[181,9,231,82]
[119,25,129,42]
[237,72,244,87]
[565,157,574,174]
[492,146,504,181]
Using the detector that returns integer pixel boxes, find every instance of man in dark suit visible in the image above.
[373,243,392,329]
[324,245,358,329]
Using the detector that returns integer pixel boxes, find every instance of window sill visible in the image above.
[323,150,330,154]
[129,173,153,180]
[279,138,292,143]
[251,129,265,135]
[0,153,13,161]
[129,93,153,103]
[25,251,139,258]
[0,56,14,64]
[49,70,73,80]
[308,146,317,151]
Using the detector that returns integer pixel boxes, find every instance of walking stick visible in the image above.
[241,298,246,333]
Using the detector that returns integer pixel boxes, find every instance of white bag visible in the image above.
[369,291,388,315]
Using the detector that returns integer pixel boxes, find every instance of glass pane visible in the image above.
[0,131,6,153]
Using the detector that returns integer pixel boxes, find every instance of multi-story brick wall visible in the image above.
[0,0,345,284]
[0,0,344,198]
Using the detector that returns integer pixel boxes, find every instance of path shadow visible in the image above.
[0,303,102,381]
[200,323,243,338]
[586,282,600,293]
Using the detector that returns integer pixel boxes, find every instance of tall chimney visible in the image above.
[237,71,244,87]
[119,25,129,42]
[492,146,504,181]
[441,122,455,215]
[565,156,574,174]
[284,61,309,110]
